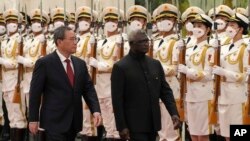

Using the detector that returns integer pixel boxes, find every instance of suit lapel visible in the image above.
[52,51,73,88]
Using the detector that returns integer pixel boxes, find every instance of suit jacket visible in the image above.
[111,51,178,133]
[29,51,100,133]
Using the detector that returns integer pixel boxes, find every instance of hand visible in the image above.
[211,39,219,48]
[39,34,46,43]
[247,66,250,75]
[178,64,188,74]
[0,57,4,65]
[119,128,130,140]
[93,112,102,127]
[172,115,181,130]
[17,55,25,64]
[89,35,96,44]
[89,57,98,68]
[17,35,23,44]
[248,40,250,52]
[176,39,185,49]
[212,65,225,76]
[116,35,123,44]
[29,122,39,135]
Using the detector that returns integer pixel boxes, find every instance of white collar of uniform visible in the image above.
[107,34,119,41]
[196,39,208,48]
[56,49,72,63]
[33,33,43,40]
[163,34,177,41]
[233,38,245,48]
[9,32,19,40]
[80,32,91,39]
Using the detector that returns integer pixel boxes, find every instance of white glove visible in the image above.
[116,35,123,44]
[210,39,219,48]
[89,35,95,44]
[38,34,46,43]
[89,57,98,68]
[17,35,23,43]
[17,55,25,64]
[176,39,185,49]
[212,66,225,76]
[178,64,188,74]
[247,66,250,75]
[247,40,250,52]
[0,57,13,68]
[122,34,128,41]
[0,57,4,65]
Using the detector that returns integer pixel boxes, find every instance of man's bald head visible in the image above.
[128,29,149,54]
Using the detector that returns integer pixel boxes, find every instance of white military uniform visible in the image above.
[0,31,27,128]
[154,33,180,141]
[0,33,6,126]
[185,39,214,135]
[95,34,120,138]
[218,39,248,137]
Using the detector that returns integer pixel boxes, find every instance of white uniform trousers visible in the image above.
[3,90,27,128]
[158,102,180,141]
[0,82,4,125]
[99,98,120,138]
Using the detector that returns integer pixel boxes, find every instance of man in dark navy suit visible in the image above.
[29,26,101,141]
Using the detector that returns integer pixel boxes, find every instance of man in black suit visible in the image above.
[111,29,180,141]
[28,26,102,141]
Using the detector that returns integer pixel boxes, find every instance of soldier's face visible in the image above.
[130,17,146,27]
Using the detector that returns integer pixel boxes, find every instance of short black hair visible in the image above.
[53,26,72,46]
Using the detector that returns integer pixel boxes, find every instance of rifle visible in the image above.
[146,0,153,57]
[90,0,97,85]
[243,0,250,124]
[40,0,46,56]
[63,0,68,26]
[0,40,2,81]
[176,0,185,122]
[117,0,124,59]
[13,1,23,103]
[209,0,220,124]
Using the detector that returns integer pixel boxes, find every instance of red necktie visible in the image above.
[65,59,74,87]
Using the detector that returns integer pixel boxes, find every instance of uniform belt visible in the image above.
[2,67,17,72]
[97,70,112,74]
[25,67,34,73]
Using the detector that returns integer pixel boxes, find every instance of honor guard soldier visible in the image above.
[124,5,148,56]
[212,13,249,141]
[154,3,180,141]
[47,7,70,54]
[69,12,76,32]
[75,6,99,140]
[17,8,49,115]
[211,5,234,45]
[178,14,214,141]
[0,8,27,141]
[181,6,205,48]
[89,6,123,140]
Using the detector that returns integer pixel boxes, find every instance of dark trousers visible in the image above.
[45,123,77,141]
[129,132,157,141]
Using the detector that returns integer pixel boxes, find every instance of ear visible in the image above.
[56,39,63,46]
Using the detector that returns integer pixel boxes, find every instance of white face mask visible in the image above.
[78,20,90,31]
[185,22,193,32]
[152,23,157,32]
[0,25,6,34]
[48,24,54,32]
[192,27,205,38]
[31,22,42,33]
[54,21,64,30]
[129,20,143,31]
[69,24,75,31]
[7,23,18,33]
[156,21,162,31]
[161,20,174,32]
[215,19,227,30]
[105,21,118,32]
[226,26,239,39]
